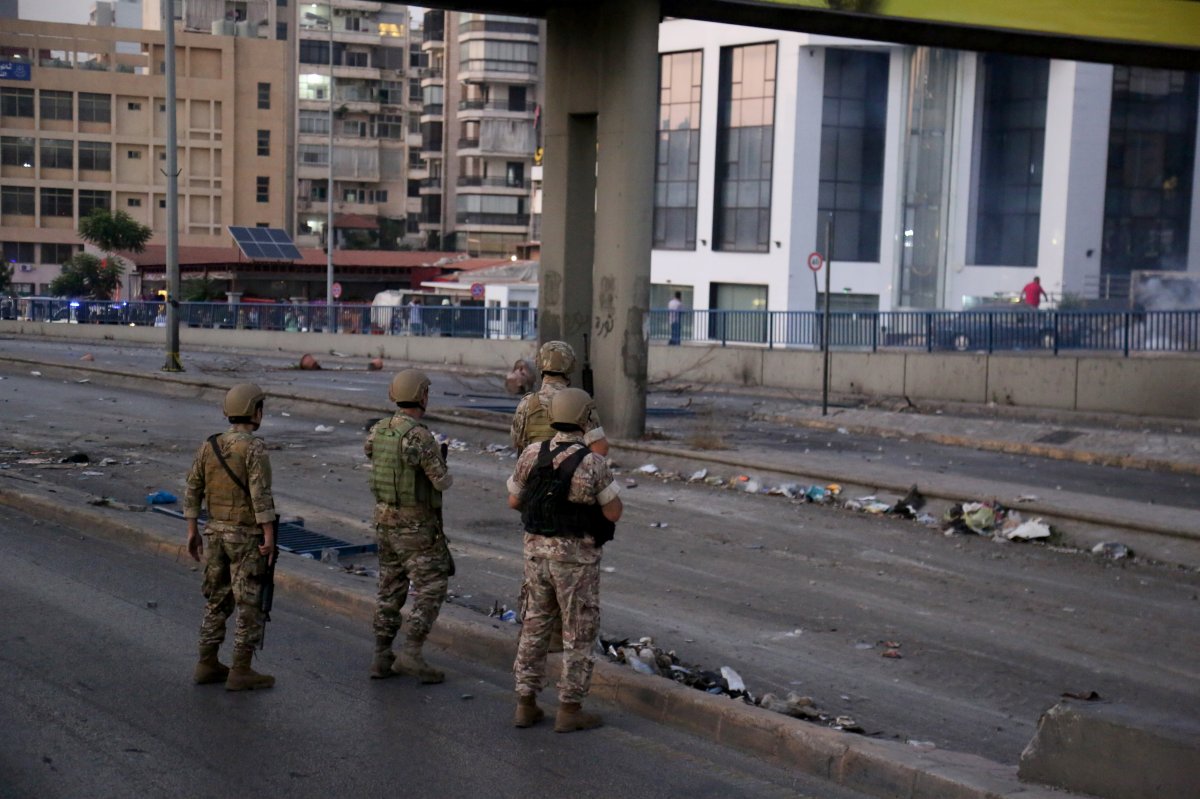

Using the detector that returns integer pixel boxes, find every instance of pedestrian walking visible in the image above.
[507,388,624,732]
[366,369,454,683]
[1022,276,1049,309]
[184,383,278,691]
[667,291,683,345]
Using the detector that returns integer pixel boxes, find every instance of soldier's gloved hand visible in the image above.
[187,522,203,562]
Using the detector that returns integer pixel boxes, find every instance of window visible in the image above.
[257,82,271,110]
[817,49,888,262]
[408,179,420,197]
[159,198,166,208]
[127,149,142,159]
[299,111,330,135]
[344,187,366,203]
[158,103,166,112]
[41,243,76,264]
[3,241,36,263]
[78,140,111,171]
[276,22,287,41]
[40,139,73,169]
[0,136,35,168]
[127,197,142,207]
[967,54,1048,266]
[256,176,269,203]
[79,92,112,123]
[1,186,35,215]
[713,42,776,252]
[257,129,270,156]
[40,90,73,121]
[311,183,327,201]
[380,80,405,105]
[79,190,111,217]
[127,101,142,111]
[344,15,364,32]
[299,144,328,165]
[1,88,35,118]
[373,114,403,139]
[373,189,388,203]
[1102,66,1198,276]
[345,51,368,68]
[300,40,336,65]
[654,50,703,250]
[458,40,538,73]
[41,188,74,217]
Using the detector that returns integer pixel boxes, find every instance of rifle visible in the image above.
[438,442,456,577]
[258,516,280,649]
[581,333,595,396]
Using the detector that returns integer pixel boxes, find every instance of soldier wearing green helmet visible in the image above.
[184,382,278,691]
[364,368,454,683]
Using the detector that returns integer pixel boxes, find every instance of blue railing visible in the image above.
[8,298,1200,355]
[8,298,538,341]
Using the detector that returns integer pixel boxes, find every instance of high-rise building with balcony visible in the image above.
[418,10,543,258]
[293,0,421,251]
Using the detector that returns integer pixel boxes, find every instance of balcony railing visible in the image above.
[456,212,530,227]
[458,99,530,113]
[457,137,480,149]
[459,19,539,36]
[457,176,527,189]
[421,177,442,188]
[421,103,444,116]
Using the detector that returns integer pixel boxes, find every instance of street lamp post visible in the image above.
[326,1,334,331]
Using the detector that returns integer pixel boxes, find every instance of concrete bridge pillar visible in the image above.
[541,0,659,439]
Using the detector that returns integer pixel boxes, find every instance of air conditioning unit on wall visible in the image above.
[19,264,34,272]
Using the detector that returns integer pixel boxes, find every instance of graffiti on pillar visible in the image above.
[565,311,590,337]
[594,313,614,338]
[594,275,617,338]
[543,270,563,309]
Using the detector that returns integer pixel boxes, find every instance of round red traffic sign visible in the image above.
[470,282,485,299]
[331,281,343,300]
[807,252,824,272]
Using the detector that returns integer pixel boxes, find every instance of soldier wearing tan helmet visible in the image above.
[507,387,623,733]
[183,382,278,691]
[364,368,454,683]
[510,341,608,458]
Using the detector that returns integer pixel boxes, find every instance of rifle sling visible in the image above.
[207,433,252,500]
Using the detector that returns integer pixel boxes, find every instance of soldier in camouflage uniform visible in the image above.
[507,388,623,732]
[511,341,608,457]
[184,383,278,691]
[366,368,454,684]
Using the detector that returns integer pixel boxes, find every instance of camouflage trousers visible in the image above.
[198,531,268,653]
[373,519,451,647]
[513,557,600,704]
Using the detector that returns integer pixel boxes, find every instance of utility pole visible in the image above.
[162,0,182,372]
[326,0,335,332]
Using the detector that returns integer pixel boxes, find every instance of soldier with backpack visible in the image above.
[506,388,623,732]
[365,369,454,684]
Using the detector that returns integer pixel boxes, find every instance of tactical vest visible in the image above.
[204,432,257,527]
[517,392,555,450]
[520,442,615,546]
[370,414,442,509]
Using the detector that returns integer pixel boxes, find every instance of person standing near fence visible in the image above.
[408,296,423,335]
[1022,276,1049,309]
[667,291,684,345]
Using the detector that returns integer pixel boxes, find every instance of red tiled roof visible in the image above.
[124,245,459,270]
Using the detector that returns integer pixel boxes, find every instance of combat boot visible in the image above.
[369,636,396,679]
[225,649,275,691]
[392,643,444,684]
[193,646,229,685]
[554,702,603,733]
[513,693,544,728]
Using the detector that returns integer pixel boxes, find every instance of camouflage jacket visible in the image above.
[184,427,275,533]
[510,374,606,451]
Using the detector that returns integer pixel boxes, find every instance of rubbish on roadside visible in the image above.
[759,692,819,719]
[1092,542,1132,560]
[499,609,517,623]
[320,548,339,564]
[1015,494,1040,503]
[81,470,104,476]
[625,478,638,488]
[804,485,828,503]
[460,694,474,701]
[892,485,926,518]
[881,648,903,659]
[299,353,321,370]
[637,464,660,474]
[907,739,937,749]
[834,715,863,732]
[863,501,892,515]
[60,452,90,464]
[76,378,90,384]
[826,484,842,496]
[836,427,849,435]
[963,503,995,533]
[915,513,938,526]
[622,648,659,676]
[720,666,745,692]
[100,457,118,466]
[367,357,383,371]
[30,371,42,376]
[145,490,177,505]
[17,458,53,465]
[688,468,708,482]
[854,642,874,650]
[1062,690,1102,701]
[769,483,802,498]
[1005,518,1051,541]
[703,475,725,486]
[87,496,144,512]
[280,412,291,417]
[80,354,94,362]
[329,350,348,357]
[734,477,761,494]
[602,566,616,573]
[485,443,511,454]
[650,521,669,528]
[314,424,335,433]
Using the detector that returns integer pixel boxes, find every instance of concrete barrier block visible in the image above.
[836,737,920,798]
[903,353,989,403]
[649,344,764,387]
[1075,358,1200,419]
[761,350,822,391]
[986,356,1078,410]
[777,724,847,780]
[830,351,908,397]
[1019,700,1200,799]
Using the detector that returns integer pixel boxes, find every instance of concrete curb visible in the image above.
[3,354,1197,552]
[0,481,1071,799]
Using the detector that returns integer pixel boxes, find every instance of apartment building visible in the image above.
[419,9,543,258]
[0,19,290,295]
[650,20,1200,315]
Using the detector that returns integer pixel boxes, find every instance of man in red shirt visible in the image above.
[1022,276,1049,309]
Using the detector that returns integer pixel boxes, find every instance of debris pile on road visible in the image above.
[942,501,1057,543]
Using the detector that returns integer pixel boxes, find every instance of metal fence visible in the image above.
[8,298,1200,355]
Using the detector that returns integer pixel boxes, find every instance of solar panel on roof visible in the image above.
[228,226,301,261]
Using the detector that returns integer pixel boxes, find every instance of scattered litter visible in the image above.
[367,357,383,371]
[1062,690,1102,701]
[30,371,42,376]
[1015,494,1040,503]
[460,693,474,701]
[636,464,660,474]
[881,649,903,659]
[76,378,90,384]
[87,496,145,512]
[1092,542,1132,560]
[281,412,291,417]
[836,427,849,435]
[145,600,157,609]
[863,501,891,515]
[907,740,937,750]
[834,715,863,732]
[769,483,802,498]
[703,476,725,487]
[891,485,925,518]
[760,692,819,719]
[298,353,322,370]
[602,566,616,573]
[81,470,104,476]
[100,457,118,466]
[804,485,829,503]
[80,354,95,362]
[499,610,518,623]
[1005,518,1051,541]
[485,443,512,454]
[649,521,669,529]
[60,453,90,464]
[720,666,745,692]
[624,478,638,488]
[329,350,348,357]
[688,468,708,482]
[320,548,339,564]
[314,425,335,433]
[733,476,761,494]
[854,642,874,650]
[826,484,841,496]
[915,513,938,526]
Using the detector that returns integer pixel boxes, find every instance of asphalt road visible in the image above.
[2,354,1198,768]
[0,502,879,799]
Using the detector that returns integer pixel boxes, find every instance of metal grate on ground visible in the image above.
[152,507,377,559]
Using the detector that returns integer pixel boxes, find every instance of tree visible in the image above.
[182,277,225,302]
[50,253,123,299]
[78,208,152,297]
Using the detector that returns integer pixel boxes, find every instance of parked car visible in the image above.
[930,308,1060,352]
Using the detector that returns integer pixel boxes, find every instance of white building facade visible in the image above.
[651,20,1200,313]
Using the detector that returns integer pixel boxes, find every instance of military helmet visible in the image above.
[223,383,265,418]
[549,387,594,431]
[538,340,576,375]
[389,368,431,406]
